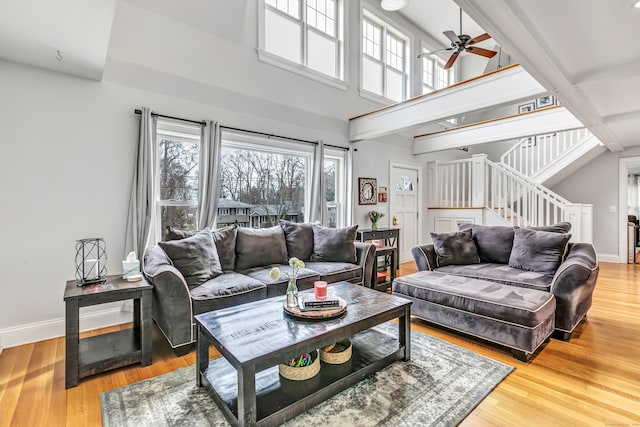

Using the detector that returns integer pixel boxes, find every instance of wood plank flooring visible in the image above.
[0,261,639,426]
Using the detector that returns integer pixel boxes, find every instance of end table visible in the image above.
[63,275,153,388]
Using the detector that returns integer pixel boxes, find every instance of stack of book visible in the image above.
[298,297,341,311]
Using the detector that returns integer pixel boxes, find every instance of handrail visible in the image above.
[494,162,571,205]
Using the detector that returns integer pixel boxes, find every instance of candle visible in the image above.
[84,259,99,280]
[314,281,328,300]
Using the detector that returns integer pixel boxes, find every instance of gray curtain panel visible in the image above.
[125,107,157,261]
[309,140,325,224]
[197,120,222,229]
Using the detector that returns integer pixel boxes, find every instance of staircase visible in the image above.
[427,151,594,243]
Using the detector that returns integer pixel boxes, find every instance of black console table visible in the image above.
[63,276,153,388]
[357,228,400,290]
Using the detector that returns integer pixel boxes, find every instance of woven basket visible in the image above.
[279,350,320,381]
[320,339,352,364]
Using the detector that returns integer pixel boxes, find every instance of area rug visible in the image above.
[101,322,513,427]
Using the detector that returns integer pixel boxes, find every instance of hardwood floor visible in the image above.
[1,262,639,426]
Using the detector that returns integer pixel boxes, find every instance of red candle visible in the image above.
[314,281,328,300]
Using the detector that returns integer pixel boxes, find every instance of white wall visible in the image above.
[0,0,426,347]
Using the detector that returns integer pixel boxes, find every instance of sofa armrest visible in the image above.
[549,242,599,333]
[143,246,194,348]
[411,244,438,271]
[355,242,376,288]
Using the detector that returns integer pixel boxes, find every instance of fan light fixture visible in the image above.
[381,0,408,11]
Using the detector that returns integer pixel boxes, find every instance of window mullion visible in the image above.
[302,0,308,66]
[381,26,387,98]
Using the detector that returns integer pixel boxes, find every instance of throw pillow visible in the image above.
[430,229,481,267]
[310,224,358,263]
[528,222,572,233]
[280,220,315,260]
[235,226,288,271]
[165,226,196,241]
[458,223,514,264]
[211,225,238,271]
[508,227,571,276]
[158,230,223,287]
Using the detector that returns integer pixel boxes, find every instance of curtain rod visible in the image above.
[134,109,355,151]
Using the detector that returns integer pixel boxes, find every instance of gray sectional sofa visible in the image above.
[401,222,599,348]
[143,221,376,351]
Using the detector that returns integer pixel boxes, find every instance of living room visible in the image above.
[1,0,639,425]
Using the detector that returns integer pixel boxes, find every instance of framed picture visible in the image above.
[520,136,536,148]
[536,95,555,109]
[518,102,535,114]
[378,186,387,203]
[358,177,377,205]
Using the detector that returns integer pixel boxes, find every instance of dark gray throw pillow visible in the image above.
[165,226,196,241]
[458,223,514,264]
[158,230,223,287]
[280,220,315,260]
[430,229,480,267]
[211,225,238,271]
[528,222,572,233]
[235,226,288,271]
[311,224,358,263]
[508,227,571,276]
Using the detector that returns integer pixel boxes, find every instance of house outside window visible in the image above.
[361,10,410,102]
[259,0,345,89]
[155,119,202,242]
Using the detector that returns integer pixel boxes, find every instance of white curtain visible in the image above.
[197,120,222,229]
[309,140,326,224]
[125,107,157,261]
[346,147,354,225]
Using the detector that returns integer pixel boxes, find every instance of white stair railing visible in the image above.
[500,128,591,178]
[430,159,474,207]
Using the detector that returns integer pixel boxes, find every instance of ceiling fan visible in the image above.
[417,8,498,69]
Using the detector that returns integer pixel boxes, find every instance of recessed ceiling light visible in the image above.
[381,0,408,11]
[633,0,640,8]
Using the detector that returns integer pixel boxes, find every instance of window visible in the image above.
[324,147,347,228]
[260,0,344,85]
[361,11,409,102]
[422,53,455,94]
[155,119,202,241]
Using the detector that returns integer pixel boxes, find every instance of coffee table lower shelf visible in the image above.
[199,327,403,426]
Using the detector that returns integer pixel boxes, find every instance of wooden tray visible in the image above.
[283,297,347,320]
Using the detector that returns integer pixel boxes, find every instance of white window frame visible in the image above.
[421,45,456,94]
[359,8,411,103]
[154,119,202,243]
[258,0,348,91]
[324,147,348,228]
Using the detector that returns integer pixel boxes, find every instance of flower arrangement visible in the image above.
[270,257,305,307]
[368,210,384,230]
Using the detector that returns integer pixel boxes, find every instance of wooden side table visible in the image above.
[63,276,153,388]
[357,228,400,289]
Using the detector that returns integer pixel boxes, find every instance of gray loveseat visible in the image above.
[143,222,376,351]
[407,222,599,341]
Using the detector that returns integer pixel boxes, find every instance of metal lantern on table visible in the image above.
[75,238,107,286]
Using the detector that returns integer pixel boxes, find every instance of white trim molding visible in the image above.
[598,253,621,263]
[0,306,131,350]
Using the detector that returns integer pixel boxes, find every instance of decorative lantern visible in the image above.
[75,238,107,286]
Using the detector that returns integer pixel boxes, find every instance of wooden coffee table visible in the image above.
[195,281,411,427]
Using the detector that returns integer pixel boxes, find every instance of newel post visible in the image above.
[471,154,488,208]
[427,161,439,207]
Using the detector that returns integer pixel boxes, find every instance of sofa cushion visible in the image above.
[280,220,315,260]
[165,226,195,241]
[303,262,362,284]
[190,273,267,314]
[211,225,238,271]
[435,263,553,291]
[528,222,572,233]
[509,227,571,276]
[235,226,288,271]
[430,229,480,267]
[458,223,514,264]
[158,230,223,287]
[311,224,358,263]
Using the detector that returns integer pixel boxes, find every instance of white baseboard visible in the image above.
[0,307,131,350]
[598,253,622,263]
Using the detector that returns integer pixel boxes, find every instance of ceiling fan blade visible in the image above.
[469,33,491,45]
[416,47,453,58]
[443,30,461,44]
[444,51,460,69]
[466,46,497,58]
